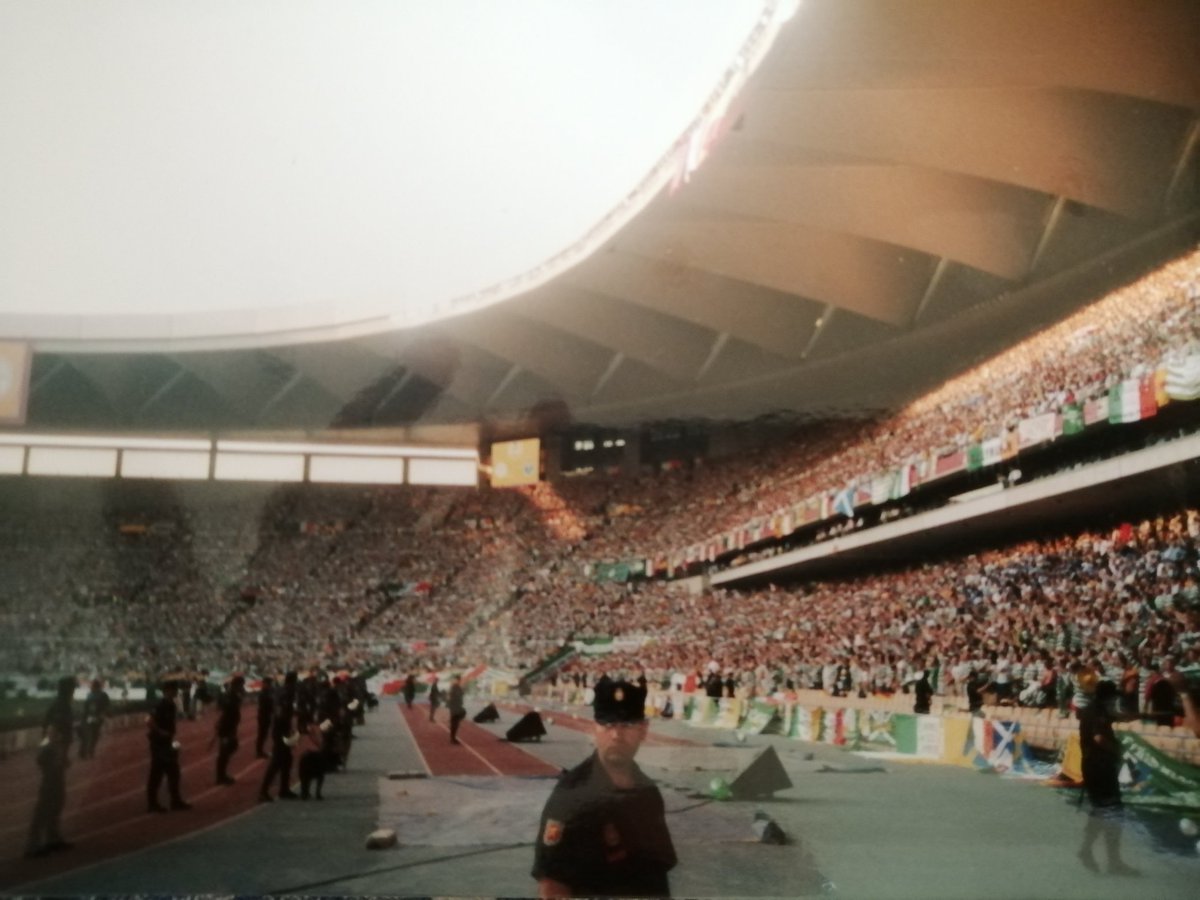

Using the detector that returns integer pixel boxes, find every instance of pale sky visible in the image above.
[0,0,776,349]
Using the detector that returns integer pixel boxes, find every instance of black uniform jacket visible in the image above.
[532,752,677,898]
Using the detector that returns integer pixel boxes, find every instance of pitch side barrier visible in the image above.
[537,682,1200,776]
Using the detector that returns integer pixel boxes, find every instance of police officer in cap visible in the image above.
[532,679,676,898]
[259,670,299,802]
[147,680,191,812]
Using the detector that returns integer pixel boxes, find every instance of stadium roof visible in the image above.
[3,0,1199,442]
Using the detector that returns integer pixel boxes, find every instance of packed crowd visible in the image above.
[542,506,1200,722]
[549,248,1200,568]
[0,248,1198,701]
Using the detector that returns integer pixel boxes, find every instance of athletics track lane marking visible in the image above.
[397,702,559,777]
[0,712,280,889]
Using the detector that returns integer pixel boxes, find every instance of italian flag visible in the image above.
[1108,377,1156,424]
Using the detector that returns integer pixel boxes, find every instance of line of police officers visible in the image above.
[24,667,372,858]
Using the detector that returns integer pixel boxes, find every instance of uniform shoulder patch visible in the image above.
[542,819,564,846]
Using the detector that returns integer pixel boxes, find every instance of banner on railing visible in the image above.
[1116,731,1200,809]
[715,697,742,729]
[743,700,781,734]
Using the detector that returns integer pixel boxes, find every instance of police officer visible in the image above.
[447,674,466,744]
[214,674,245,785]
[255,675,275,759]
[350,670,369,725]
[43,676,76,761]
[335,672,357,770]
[1077,677,1137,874]
[428,677,442,722]
[24,721,71,857]
[403,672,417,710]
[912,670,934,715]
[194,670,213,719]
[532,680,676,898]
[259,671,299,802]
[315,672,344,764]
[296,669,319,735]
[79,678,111,760]
[147,680,191,812]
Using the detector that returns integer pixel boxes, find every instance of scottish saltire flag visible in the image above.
[965,719,1016,772]
[960,719,1056,777]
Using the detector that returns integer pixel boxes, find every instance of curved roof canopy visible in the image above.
[3,0,1199,438]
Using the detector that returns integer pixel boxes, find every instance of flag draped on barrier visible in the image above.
[743,700,781,734]
[1116,732,1200,809]
[1108,377,1157,424]
[1018,412,1059,449]
[1164,355,1200,401]
[857,710,897,750]
[1061,403,1084,436]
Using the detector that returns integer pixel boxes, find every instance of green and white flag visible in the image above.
[1165,355,1200,401]
[1061,402,1084,435]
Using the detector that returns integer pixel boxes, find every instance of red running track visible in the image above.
[398,703,560,777]
[0,709,275,891]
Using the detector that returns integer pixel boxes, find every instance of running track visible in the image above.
[0,699,685,889]
[1,701,558,890]
[397,703,560,777]
[0,709,271,890]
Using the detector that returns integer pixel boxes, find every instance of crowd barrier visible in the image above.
[534,684,1200,770]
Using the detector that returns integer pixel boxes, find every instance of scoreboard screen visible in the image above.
[490,437,540,487]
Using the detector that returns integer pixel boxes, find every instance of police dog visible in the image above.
[298,746,339,800]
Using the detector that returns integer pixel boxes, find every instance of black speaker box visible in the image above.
[729,745,792,800]
[505,710,546,742]
[473,703,500,723]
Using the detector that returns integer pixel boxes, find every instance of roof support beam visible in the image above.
[29,359,67,396]
[696,333,730,382]
[372,369,415,418]
[486,364,522,407]
[1165,116,1200,212]
[801,305,836,359]
[256,371,304,422]
[592,352,624,398]
[1027,195,1067,276]
[138,367,188,415]
[912,258,949,326]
